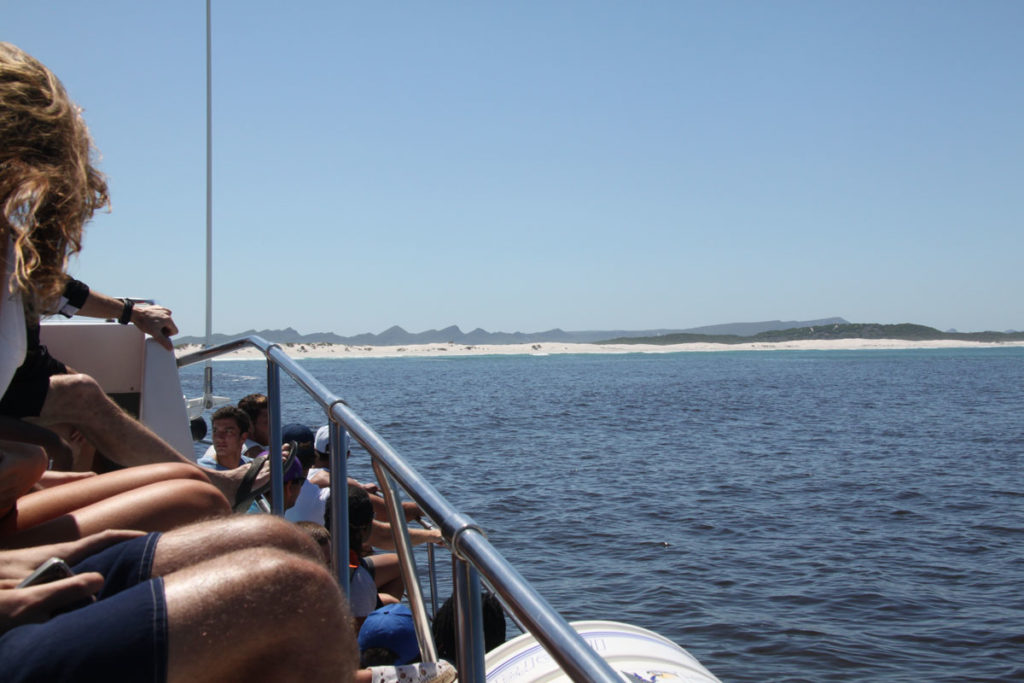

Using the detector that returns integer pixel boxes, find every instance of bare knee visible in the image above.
[242,550,356,662]
[132,479,230,528]
[157,514,325,571]
[222,514,325,562]
[255,549,348,617]
[175,480,230,518]
[165,548,356,681]
[43,373,114,420]
[49,373,105,400]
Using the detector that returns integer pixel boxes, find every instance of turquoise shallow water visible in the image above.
[181,347,1024,682]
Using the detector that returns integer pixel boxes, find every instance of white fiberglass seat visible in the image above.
[39,318,194,459]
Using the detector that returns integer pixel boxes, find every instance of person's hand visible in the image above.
[131,303,178,351]
[420,527,443,545]
[0,573,103,635]
[0,529,145,581]
[33,470,97,490]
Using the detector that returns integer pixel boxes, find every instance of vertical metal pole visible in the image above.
[328,424,349,596]
[453,557,486,681]
[266,361,283,515]
[203,0,214,393]
[373,462,437,664]
[202,366,214,408]
[427,539,439,617]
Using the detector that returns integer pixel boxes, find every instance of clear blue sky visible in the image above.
[6,1,1022,336]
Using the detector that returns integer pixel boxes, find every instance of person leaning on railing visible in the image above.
[0,45,241,548]
[313,425,442,604]
[312,425,443,547]
[0,67,273,515]
[0,41,232,549]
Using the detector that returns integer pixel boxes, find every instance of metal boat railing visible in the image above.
[178,336,622,682]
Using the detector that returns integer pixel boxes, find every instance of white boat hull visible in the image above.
[484,620,721,683]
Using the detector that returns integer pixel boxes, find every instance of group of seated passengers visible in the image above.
[200,403,444,608]
[201,409,493,681]
[187,388,476,682]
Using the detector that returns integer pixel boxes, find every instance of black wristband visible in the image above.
[57,279,90,318]
[118,298,135,325]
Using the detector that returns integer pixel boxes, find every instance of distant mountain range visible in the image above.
[605,322,1024,345]
[176,318,1023,347]
[178,317,850,346]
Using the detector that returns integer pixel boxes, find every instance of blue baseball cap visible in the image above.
[358,603,419,665]
[281,423,314,444]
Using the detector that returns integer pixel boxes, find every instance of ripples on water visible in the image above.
[181,348,1023,682]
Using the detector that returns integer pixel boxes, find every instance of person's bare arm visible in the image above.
[76,290,178,351]
[0,529,145,580]
[367,520,442,550]
[363,488,422,523]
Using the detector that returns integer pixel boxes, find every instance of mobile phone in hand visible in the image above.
[17,557,74,588]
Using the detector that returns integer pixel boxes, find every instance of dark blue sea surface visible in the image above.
[180,348,1024,682]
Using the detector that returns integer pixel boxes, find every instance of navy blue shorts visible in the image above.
[0,533,168,682]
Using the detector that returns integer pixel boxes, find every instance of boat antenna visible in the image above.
[189,0,229,417]
[204,0,213,404]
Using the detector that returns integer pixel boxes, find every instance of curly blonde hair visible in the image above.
[0,42,108,314]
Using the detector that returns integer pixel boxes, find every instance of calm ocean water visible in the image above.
[180,348,1023,682]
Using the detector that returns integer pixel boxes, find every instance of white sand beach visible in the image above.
[175,338,1024,360]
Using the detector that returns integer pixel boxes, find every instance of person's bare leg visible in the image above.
[3,462,218,531]
[1,476,229,548]
[34,373,265,502]
[164,547,357,683]
[150,514,325,574]
[38,374,189,466]
[150,517,357,682]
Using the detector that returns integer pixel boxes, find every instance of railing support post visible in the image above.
[328,423,350,596]
[266,360,283,515]
[453,556,486,682]
[373,461,437,663]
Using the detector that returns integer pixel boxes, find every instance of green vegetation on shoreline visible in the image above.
[602,323,1024,345]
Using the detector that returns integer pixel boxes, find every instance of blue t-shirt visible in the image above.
[196,452,252,471]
